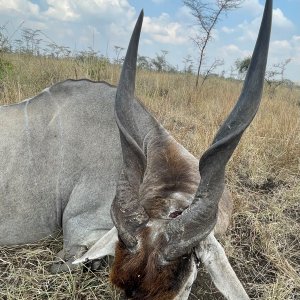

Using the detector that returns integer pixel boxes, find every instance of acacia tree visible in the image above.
[113,45,125,64]
[183,0,243,87]
[0,25,10,52]
[265,58,292,97]
[235,56,251,78]
[151,50,169,72]
[183,55,194,73]
[236,56,292,97]
[137,55,152,70]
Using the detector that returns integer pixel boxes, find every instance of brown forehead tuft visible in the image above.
[150,137,198,191]
[140,136,199,218]
[110,227,193,300]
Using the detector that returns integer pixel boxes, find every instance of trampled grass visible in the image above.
[0,53,299,299]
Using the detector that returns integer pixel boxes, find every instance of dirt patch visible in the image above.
[284,204,300,223]
[238,175,286,194]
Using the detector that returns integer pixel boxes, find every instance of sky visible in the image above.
[0,0,299,82]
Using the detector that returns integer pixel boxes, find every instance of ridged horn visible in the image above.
[111,10,150,249]
[163,0,273,260]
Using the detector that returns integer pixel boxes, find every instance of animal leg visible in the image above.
[50,246,87,273]
[50,174,115,273]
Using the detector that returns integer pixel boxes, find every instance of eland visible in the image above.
[0,0,272,299]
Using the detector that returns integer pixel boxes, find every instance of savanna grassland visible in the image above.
[0,53,299,300]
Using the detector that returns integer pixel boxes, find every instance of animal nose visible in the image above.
[125,289,137,299]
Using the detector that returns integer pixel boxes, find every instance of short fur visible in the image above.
[110,136,231,298]
[0,80,121,251]
[140,136,197,211]
[111,227,194,300]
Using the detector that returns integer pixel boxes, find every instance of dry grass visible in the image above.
[0,53,299,299]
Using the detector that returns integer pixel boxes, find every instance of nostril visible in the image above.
[131,290,137,298]
[125,289,136,299]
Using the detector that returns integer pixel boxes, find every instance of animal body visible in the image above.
[0,0,272,299]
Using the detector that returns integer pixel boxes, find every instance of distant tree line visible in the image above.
[0,21,295,94]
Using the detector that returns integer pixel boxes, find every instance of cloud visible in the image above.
[44,0,79,21]
[292,35,300,42]
[271,40,292,52]
[240,0,263,16]
[0,0,136,23]
[221,26,235,34]
[0,0,137,53]
[272,8,293,29]
[33,0,171,56]
[151,0,166,3]
[143,39,153,45]
[176,5,193,21]
[289,36,300,65]
[143,13,188,45]
[40,0,136,22]
[237,19,260,42]
[236,7,294,44]
[0,0,39,16]
[220,44,250,58]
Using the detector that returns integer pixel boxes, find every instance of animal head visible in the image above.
[75,1,272,299]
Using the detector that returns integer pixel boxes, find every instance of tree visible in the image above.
[236,56,292,97]
[183,55,194,74]
[235,56,251,78]
[21,28,42,55]
[113,45,125,65]
[183,0,243,88]
[0,25,10,52]
[137,55,151,70]
[151,50,169,72]
[265,58,292,97]
[200,58,224,87]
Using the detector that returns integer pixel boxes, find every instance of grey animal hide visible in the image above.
[0,80,122,261]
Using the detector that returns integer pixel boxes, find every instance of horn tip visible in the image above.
[138,9,144,21]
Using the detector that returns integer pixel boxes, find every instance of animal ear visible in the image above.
[195,233,249,299]
[72,227,118,264]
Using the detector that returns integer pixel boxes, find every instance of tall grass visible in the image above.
[0,52,299,299]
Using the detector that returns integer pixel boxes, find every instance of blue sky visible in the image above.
[0,0,299,82]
